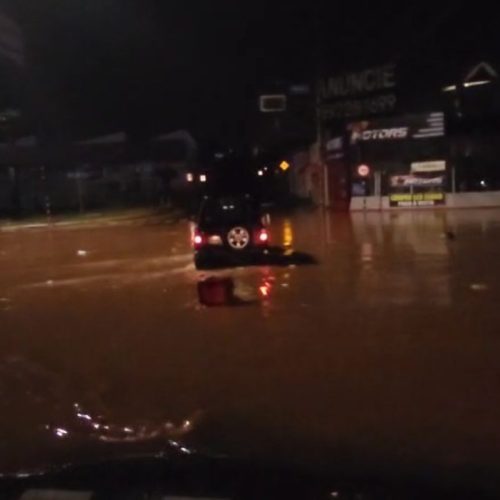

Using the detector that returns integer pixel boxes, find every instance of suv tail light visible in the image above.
[192,230,204,249]
[258,229,269,244]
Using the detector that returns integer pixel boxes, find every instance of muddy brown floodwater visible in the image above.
[1,209,500,486]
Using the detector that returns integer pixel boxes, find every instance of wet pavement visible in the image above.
[1,209,500,485]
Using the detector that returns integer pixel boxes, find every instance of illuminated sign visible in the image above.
[389,193,446,207]
[390,175,444,187]
[350,113,445,143]
[411,161,446,173]
[353,127,408,142]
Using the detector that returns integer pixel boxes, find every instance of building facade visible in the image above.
[314,60,500,211]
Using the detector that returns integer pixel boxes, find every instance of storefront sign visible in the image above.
[326,136,344,159]
[411,160,446,173]
[389,193,446,207]
[351,112,445,143]
[354,127,408,142]
[390,175,445,187]
[389,170,446,207]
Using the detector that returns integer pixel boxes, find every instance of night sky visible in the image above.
[0,1,497,144]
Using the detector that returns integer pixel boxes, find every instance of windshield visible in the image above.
[1,1,500,498]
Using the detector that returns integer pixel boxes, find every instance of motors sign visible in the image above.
[350,113,445,143]
[319,64,397,120]
[353,127,409,142]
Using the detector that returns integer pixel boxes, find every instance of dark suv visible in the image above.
[192,195,269,267]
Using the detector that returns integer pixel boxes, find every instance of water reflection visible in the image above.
[0,355,200,470]
[195,246,317,270]
[259,282,271,298]
[283,219,294,249]
[46,401,200,448]
[350,211,452,306]
[197,272,275,307]
[361,242,374,263]
[197,276,237,306]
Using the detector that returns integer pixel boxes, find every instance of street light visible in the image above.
[200,174,207,183]
[257,170,264,177]
[186,173,194,183]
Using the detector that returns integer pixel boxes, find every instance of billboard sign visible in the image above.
[350,112,445,143]
[389,172,446,207]
[319,63,397,120]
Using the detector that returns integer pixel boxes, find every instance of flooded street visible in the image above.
[1,209,500,482]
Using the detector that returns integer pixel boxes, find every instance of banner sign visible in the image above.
[389,170,446,207]
[350,112,445,143]
[389,193,446,207]
[390,175,445,187]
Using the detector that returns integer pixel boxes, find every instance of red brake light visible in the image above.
[192,230,203,248]
[259,230,269,243]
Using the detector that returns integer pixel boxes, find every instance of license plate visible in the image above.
[208,235,223,245]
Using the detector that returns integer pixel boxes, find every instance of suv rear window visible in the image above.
[199,198,260,227]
